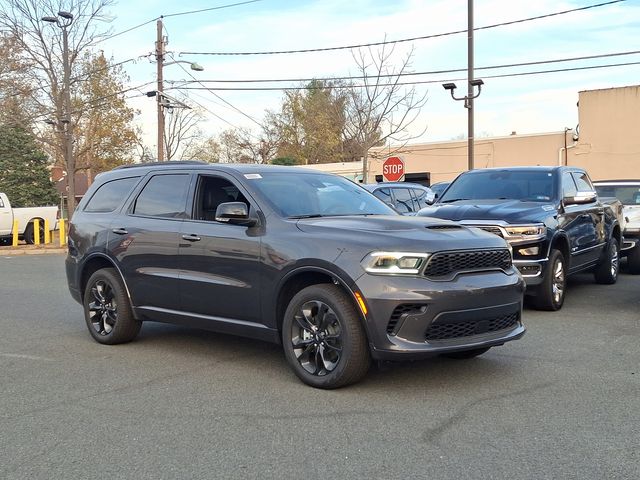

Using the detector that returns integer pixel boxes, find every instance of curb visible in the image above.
[1,248,67,256]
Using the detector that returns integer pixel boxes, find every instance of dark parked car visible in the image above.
[362,182,435,214]
[66,162,525,388]
[418,167,622,311]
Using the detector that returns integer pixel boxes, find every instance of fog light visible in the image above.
[517,265,541,276]
[518,246,539,256]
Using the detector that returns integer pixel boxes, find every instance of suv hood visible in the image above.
[418,199,556,224]
[295,215,508,252]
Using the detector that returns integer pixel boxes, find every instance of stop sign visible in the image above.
[382,156,405,182]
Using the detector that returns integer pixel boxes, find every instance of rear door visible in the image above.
[178,173,263,324]
[109,172,191,311]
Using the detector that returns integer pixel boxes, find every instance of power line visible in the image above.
[166,49,640,85]
[163,0,263,18]
[178,0,626,56]
[94,0,263,45]
[166,60,640,91]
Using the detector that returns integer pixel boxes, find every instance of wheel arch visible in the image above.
[79,253,133,308]
[274,266,367,338]
[549,232,571,264]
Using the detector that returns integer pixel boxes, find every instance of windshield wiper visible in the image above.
[441,198,470,203]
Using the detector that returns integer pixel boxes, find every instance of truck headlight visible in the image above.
[503,225,546,242]
[361,252,430,274]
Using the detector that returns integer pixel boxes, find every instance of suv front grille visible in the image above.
[424,249,512,279]
[425,311,520,341]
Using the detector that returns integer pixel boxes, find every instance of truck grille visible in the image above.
[424,249,512,279]
[425,311,520,341]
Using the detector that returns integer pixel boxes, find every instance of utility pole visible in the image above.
[156,18,165,162]
[42,11,75,217]
[467,0,474,171]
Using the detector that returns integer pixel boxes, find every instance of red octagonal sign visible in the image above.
[382,156,405,182]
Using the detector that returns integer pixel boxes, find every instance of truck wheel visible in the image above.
[626,244,640,274]
[282,284,370,389]
[534,249,566,311]
[442,347,491,359]
[594,238,619,284]
[23,222,45,245]
[83,268,141,345]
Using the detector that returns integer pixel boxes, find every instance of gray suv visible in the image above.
[65,162,525,388]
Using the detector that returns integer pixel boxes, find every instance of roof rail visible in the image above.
[113,160,207,170]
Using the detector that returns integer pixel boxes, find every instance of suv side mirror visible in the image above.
[215,202,257,226]
[563,190,597,206]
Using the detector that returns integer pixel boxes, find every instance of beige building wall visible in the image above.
[303,84,639,184]
[567,85,640,180]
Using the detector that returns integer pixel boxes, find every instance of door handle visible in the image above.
[112,228,128,235]
[181,234,201,242]
[579,214,591,219]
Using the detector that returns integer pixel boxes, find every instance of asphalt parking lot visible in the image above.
[1,254,638,479]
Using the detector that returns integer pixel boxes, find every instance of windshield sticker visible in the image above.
[244,173,262,179]
[542,205,555,211]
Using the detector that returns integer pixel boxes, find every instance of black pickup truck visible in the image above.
[417,167,622,311]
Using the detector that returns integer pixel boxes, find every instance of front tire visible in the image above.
[83,268,141,345]
[534,248,566,311]
[594,238,619,284]
[282,284,370,389]
[23,222,45,244]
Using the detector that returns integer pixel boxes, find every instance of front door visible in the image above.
[178,174,263,324]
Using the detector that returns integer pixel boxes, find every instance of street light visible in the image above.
[42,11,76,217]
[164,60,204,71]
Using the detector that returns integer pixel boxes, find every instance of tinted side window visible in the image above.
[572,172,594,192]
[393,188,415,213]
[84,176,140,213]
[372,188,392,204]
[562,172,577,198]
[133,174,190,218]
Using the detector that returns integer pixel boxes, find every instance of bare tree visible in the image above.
[163,106,203,160]
[343,43,428,178]
[0,0,115,216]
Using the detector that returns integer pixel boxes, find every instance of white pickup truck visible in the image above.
[0,193,59,245]
[594,180,640,274]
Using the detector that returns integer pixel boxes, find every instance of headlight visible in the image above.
[503,225,546,242]
[361,252,430,274]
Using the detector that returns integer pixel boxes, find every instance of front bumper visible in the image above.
[355,269,526,360]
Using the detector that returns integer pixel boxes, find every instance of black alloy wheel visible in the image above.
[282,284,370,389]
[291,300,343,376]
[83,268,141,344]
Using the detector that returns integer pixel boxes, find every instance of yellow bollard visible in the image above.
[12,220,19,247]
[44,219,51,244]
[34,219,40,245]
[59,219,66,247]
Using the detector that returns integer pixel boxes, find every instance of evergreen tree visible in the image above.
[0,125,58,207]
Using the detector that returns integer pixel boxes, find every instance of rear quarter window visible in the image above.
[84,176,140,213]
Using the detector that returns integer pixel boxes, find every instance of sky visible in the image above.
[93,0,640,153]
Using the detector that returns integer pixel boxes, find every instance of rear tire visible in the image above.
[594,238,619,284]
[442,347,491,359]
[282,284,370,389]
[83,268,141,345]
[626,243,640,274]
[23,222,45,245]
[534,249,566,311]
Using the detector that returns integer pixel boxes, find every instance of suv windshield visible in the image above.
[248,172,397,218]
[440,170,558,203]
